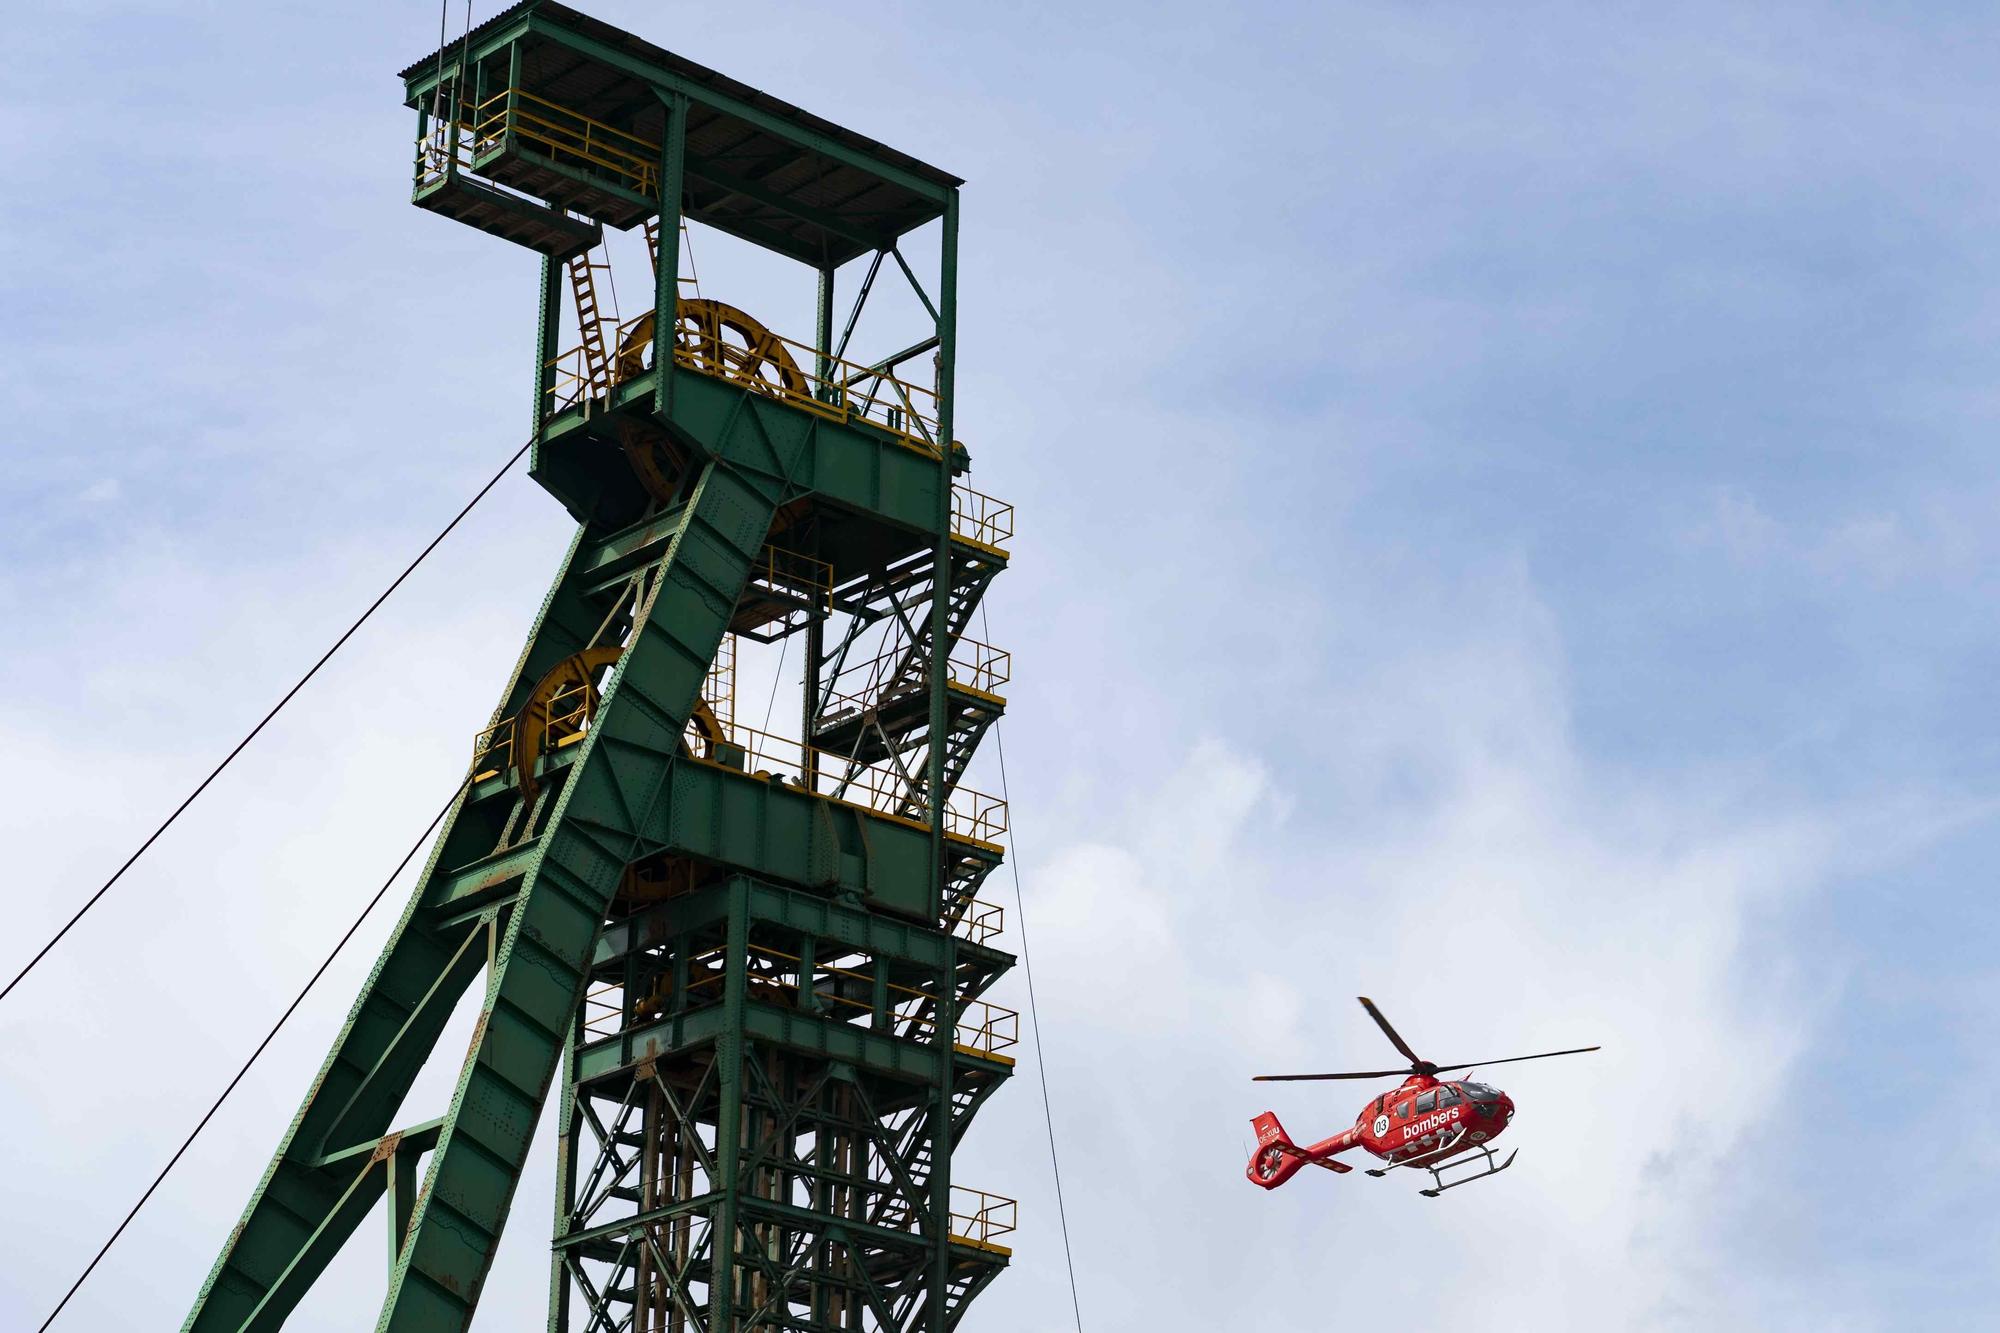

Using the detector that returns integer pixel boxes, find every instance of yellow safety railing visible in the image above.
[548,307,946,458]
[470,719,514,782]
[545,681,593,747]
[586,943,1018,1060]
[544,343,596,414]
[705,632,736,734]
[941,998,1018,1061]
[412,84,653,244]
[823,635,1010,720]
[414,97,472,190]
[949,1187,1018,1252]
[748,544,834,615]
[758,943,1017,1059]
[686,719,1007,849]
[872,1185,1016,1253]
[944,787,1008,848]
[951,486,1014,551]
[943,897,1004,945]
[416,127,457,189]
[475,675,1004,844]
[470,681,599,783]
[467,87,659,197]
[581,981,629,1041]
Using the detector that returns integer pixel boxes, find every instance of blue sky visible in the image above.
[5,1,1999,1329]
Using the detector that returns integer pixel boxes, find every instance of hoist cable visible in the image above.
[682,221,704,302]
[36,786,463,1330]
[0,438,530,1010]
[979,602,1085,1333]
[760,634,790,734]
[426,0,450,128]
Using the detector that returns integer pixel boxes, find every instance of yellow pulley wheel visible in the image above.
[512,645,623,802]
[613,297,807,397]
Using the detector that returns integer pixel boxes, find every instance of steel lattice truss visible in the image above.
[555,898,1012,1332]
[182,6,1017,1331]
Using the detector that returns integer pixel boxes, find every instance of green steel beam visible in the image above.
[523,15,952,205]
[199,17,1006,1331]
[531,254,561,453]
[573,990,1003,1091]
[543,1025,577,1333]
[654,93,686,421]
[595,876,1009,976]
[925,188,961,1333]
[684,149,884,250]
[890,247,942,327]
[401,17,535,105]
[184,462,787,1332]
[183,523,595,1333]
[401,15,952,212]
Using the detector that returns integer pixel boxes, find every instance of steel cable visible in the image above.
[0,438,530,1009]
[36,785,464,1330]
[980,601,1085,1333]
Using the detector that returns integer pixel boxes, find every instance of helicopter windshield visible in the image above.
[1462,1083,1502,1101]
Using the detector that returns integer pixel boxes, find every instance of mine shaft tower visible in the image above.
[185,4,1018,1329]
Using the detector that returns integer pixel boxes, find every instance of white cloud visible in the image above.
[960,572,1857,1332]
[9,1,2000,1327]
[1683,483,1982,588]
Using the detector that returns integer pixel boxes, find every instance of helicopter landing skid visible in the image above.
[1417,1144,1516,1197]
[1362,1127,1519,1196]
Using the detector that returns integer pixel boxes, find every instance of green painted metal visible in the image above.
[398,3,959,267]
[653,91,686,423]
[186,8,1011,1330]
[516,14,955,207]
[184,463,788,1332]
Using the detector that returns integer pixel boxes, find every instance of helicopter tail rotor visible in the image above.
[1246,1112,1308,1190]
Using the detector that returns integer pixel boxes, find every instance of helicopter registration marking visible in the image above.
[1399,1106,1462,1142]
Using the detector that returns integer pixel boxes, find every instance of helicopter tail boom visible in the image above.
[1246,1112,1352,1188]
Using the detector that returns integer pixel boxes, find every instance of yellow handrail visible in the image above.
[546,306,946,458]
[944,897,1004,945]
[823,636,1010,719]
[679,717,1007,849]
[747,544,834,614]
[949,1187,1018,1250]
[584,942,1019,1058]
[467,87,659,195]
[746,942,1018,1058]
[952,486,1014,550]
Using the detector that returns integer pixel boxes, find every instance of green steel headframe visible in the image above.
[184,6,1017,1329]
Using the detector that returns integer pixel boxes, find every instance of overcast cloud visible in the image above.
[6,2,2000,1330]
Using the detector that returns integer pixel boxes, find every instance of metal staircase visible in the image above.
[813,530,1008,822]
[184,11,1017,1328]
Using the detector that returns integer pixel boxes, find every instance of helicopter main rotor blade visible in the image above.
[1358,996,1424,1067]
[1428,1045,1602,1076]
[1252,1069,1414,1082]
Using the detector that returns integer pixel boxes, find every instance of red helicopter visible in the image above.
[1246,997,1600,1198]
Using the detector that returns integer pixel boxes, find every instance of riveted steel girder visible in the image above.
[189,11,1006,1330]
[184,462,788,1333]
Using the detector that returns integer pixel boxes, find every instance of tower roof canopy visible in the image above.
[400,0,961,267]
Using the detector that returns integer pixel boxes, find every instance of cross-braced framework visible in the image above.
[554,881,1016,1332]
[182,7,1020,1332]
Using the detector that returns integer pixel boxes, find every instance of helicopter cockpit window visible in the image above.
[1463,1083,1501,1102]
[1437,1085,1462,1106]
[1414,1091,1438,1114]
